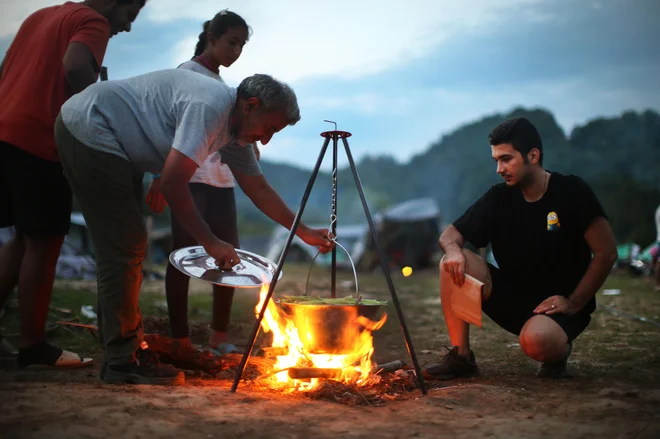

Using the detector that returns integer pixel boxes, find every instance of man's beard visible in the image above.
[518,166,543,190]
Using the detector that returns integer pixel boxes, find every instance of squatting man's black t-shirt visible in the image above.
[453,172,606,314]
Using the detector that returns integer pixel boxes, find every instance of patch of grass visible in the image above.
[2,266,658,387]
[2,287,100,354]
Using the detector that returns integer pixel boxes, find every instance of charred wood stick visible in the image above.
[144,334,224,373]
[55,321,98,331]
[374,360,404,374]
[258,367,293,380]
[143,334,272,375]
[261,346,289,357]
[288,367,342,380]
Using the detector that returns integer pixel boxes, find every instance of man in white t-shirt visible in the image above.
[53,69,333,385]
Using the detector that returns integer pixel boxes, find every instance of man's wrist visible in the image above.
[567,295,583,311]
[295,223,310,236]
[444,243,463,256]
[198,233,218,249]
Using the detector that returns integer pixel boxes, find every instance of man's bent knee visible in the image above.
[519,315,569,362]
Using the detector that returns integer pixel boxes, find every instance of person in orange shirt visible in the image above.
[0,0,145,369]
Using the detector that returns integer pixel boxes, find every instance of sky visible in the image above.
[2,0,659,170]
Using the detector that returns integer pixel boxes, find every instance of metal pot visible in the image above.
[275,301,385,354]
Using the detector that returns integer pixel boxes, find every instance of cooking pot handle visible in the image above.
[303,239,360,300]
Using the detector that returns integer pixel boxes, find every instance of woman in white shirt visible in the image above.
[146,10,254,355]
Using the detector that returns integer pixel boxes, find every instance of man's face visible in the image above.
[491,143,535,187]
[233,98,290,146]
[106,1,142,36]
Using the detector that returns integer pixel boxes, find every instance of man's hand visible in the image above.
[442,249,467,287]
[534,295,579,316]
[145,178,167,214]
[298,227,334,254]
[204,237,241,270]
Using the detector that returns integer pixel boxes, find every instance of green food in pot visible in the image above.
[278,295,387,306]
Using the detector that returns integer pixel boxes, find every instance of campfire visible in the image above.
[164,125,429,403]
[255,283,388,392]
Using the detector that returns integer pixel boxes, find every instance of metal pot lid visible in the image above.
[169,246,282,288]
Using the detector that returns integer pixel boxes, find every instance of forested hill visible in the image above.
[234,107,660,244]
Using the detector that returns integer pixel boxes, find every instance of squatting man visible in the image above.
[422,117,618,380]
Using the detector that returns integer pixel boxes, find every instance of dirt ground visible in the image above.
[1,266,659,439]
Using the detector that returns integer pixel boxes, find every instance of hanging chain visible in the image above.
[329,165,337,235]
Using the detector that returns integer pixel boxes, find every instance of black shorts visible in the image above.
[169,183,239,247]
[0,141,72,235]
[482,264,592,342]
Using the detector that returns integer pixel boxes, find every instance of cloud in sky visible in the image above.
[259,59,660,169]
[0,0,61,37]
[158,0,546,83]
[4,0,545,84]
[2,0,658,171]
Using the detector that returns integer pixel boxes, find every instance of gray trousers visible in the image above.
[55,114,145,365]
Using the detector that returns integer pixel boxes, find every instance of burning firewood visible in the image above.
[144,334,225,375]
[144,334,274,378]
[287,367,342,380]
[374,360,405,374]
[260,346,289,357]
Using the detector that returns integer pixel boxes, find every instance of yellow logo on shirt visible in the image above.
[547,211,560,231]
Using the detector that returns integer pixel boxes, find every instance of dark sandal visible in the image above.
[17,341,94,370]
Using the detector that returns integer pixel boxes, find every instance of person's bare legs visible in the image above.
[0,233,26,310]
[0,232,25,356]
[18,234,65,348]
[440,249,492,358]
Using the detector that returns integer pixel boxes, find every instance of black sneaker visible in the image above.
[536,342,572,379]
[103,346,184,386]
[422,346,480,380]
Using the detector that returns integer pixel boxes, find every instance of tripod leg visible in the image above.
[340,137,428,396]
[230,137,331,392]
[331,135,338,298]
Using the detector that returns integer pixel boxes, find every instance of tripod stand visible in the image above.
[230,124,428,395]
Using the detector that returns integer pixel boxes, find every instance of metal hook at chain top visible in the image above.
[323,119,338,131]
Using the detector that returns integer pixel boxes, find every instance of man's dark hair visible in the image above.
[116,0,147,5]
[488,117,543,165]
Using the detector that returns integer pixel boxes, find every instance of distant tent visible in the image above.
[357,198,442,271]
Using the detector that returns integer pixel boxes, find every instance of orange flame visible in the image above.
[255,283,387,391]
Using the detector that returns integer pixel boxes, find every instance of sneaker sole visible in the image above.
[103,369,185,386]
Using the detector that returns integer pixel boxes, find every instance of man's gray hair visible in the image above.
[237,74,301,125]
